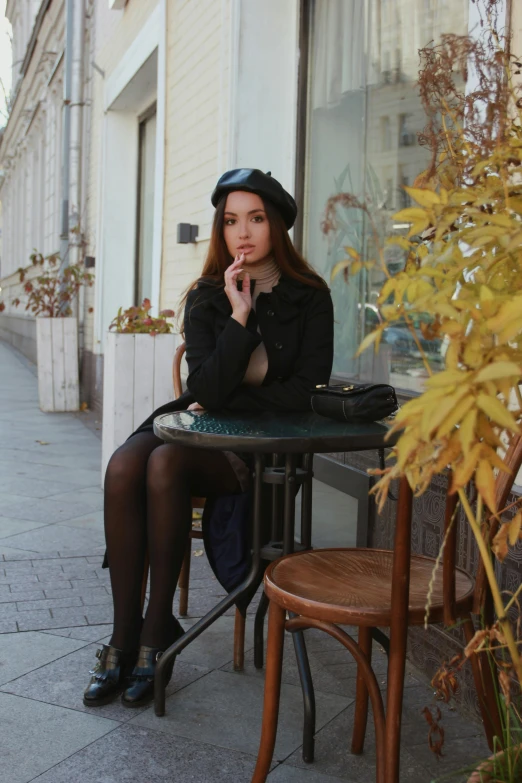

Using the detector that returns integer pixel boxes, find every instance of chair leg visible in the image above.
[252,602,286,783]
[254,590,270,669]
[178,539,191,617]
[463,615,504,751]
[233,607,246,671]
[292,627,316,763]
[351,625,373,754]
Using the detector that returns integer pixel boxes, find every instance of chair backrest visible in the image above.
[172,341,187,400]
[441,435,522,621]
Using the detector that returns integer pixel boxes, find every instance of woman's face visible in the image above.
[223,191,273,264]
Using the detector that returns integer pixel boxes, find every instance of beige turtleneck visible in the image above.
[241,257,280,386]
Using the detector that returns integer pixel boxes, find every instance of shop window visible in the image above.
[301,0,471,393]
[381,117,392,151]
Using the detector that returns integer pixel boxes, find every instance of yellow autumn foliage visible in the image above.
[325,14,522,688]
[362,91,522,526]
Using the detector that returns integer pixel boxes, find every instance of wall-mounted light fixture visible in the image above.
[177,224,199,244]
[84,256,95,268]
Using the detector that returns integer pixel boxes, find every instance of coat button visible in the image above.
[267,309,275,317]
[275,342,283,350]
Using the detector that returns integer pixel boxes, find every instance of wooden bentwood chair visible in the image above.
[252,437,522,783]
[140,341,247,670]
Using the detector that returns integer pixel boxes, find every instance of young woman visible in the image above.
[83,168,334,708]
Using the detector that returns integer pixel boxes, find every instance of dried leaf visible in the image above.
[476,393,520,434]
[393,207,430,223]
[451,443,482,491]
[475,459,497,512]
[459,409,477,455]
[355,327,384,357]
[475,362,521,383]
[193,549,204,557]
[330,260,351,281]
[425,370,470,388]
[508,510,522,546]
[464,629,488,657]
[437,395,475,439]
[492,524,509,562]
[403,186,441,207]
[35,440,50,446]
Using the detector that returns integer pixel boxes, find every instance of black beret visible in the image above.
[211,168,298,229]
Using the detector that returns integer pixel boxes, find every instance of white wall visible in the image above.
[93,2,165,348]
[97,111,139,340]
[233,0,300,197]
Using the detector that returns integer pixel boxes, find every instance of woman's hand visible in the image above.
[225,253,251,327]
[188,402,205,411]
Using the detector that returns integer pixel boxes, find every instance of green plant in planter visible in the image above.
[109,298,175,335]
[323,2,522,776]
[11,251,94,317]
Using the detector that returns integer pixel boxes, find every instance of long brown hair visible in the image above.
[178,193,327,321]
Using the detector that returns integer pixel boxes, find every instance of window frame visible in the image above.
[294,0,515,399]
[134,101,157,306]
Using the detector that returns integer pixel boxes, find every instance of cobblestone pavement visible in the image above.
[0,341,488,783]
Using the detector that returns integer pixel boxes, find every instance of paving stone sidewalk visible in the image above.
[0,340,488,783]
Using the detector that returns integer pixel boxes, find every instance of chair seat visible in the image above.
[264,548,475,627]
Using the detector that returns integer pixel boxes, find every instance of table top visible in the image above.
[153,410,398,454]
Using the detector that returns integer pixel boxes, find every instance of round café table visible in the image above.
[152,410,409,772]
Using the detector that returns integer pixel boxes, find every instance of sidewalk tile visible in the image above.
[0,518,50,539]
[2,642,209,723]
[34,579,73,591]
[16,608,88,632]
[0,589,46,603]
[131,669,351,760]
[16,596,84,612]
[0,630,86,684]
[268,766,344,782]
[42,624,112,642]
[0,476,76,499]
[178,615,253,669]
[0,618,18,633]
[0,573,39,586]
[0,458,101,488]
[1,548,60,561]
[83,604,114,625]
[0,603,18,615]
[2,524,105,552]
[43,586,110,603]
[32,723,259,783]
[0,691,117,783]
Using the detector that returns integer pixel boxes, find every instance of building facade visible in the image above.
[0,0,95,361]
[0,0,520,712]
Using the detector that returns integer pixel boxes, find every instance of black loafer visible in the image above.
[83,644,136,707]
[122,620,184,708]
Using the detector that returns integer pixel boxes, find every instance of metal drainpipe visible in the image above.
[59,0,74,284]
[70,0,85,346]
[59,0,85,328]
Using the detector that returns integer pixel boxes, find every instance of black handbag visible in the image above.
[310,382,398,423]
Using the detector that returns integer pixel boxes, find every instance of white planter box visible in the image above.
[36,317,80,412]
[101,332,178,483]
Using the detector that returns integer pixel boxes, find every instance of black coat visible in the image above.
[138,273,334,427]
[132,273,334,599]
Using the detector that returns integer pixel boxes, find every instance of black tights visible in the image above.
[104,432,241,651]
